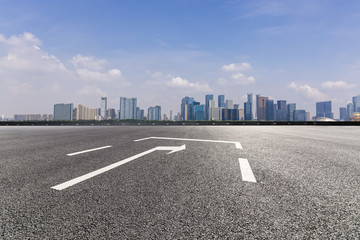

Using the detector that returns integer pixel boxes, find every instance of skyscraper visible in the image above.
[277,100,287,121]
[119,97,137,120]
[265,100,275,121]
[100,97,107,119]
[287,103,296,121]
[316,101,333,119]
[346,101,354,121]
[226,99,234,109]
[148,106,161,120]
[54,103,73,120]
[244,93,253,120]
[194,105,205,120]
[353,95,360,113]
[256,95,268,121]
[205,94,213,120]
[218,95,225,108]
[339,107,347,121]
[76,104,97,120]
[294,110,306,121]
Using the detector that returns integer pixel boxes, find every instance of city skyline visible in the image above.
[1,1,360,118]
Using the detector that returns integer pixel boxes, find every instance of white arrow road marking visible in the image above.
[67,146,112,156]
[134,136,242,149]
[238,158,257,183]
[51,145,186,191]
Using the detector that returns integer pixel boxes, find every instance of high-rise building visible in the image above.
[346,101,354,121]
[256,95,268,121]
[339,107,347,121]
[287,103,296,121]
[218,95,225,108]
[181,97,196,121]
[100,97,107,120]
[353,95,360,113]
[277,100,288,121]
[119,97,137,120]
[170,110,173,121]
[194,105,205,120]
[244,93,253,120]
[148,106,161,120]
[226,99,234,109]
[76,104,97,120]
[294,110,306,121]
[54,103,73,120]
[205,94,213,120]
[316,101,333,119]
[107,108,116,119]
[265,100,275,121]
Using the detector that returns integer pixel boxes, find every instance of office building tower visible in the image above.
[244,93,253,120]
[353,95,360,113]
[119,97,137,120]
[148,106,161,120]
[339,107,347,121]
[100,97,108,120]
[247,93,254,119]
[226,99,234,109]
[222,109,239,121]
[316,101,333,119]
[287,103,296,121]
[277,100,288,121]
[306,112,311,121]
[208,100,222,120]
[266,100,275,121]
[177,112,181,121]
[294,110,306,121]
[255,94,260,119]
[205,94,213,120]
[218,95,225,108]
[54,103,73,120]
[194,105,205,121]
[170,110,173,121]
[107,108,116,120]
[346,101,354,121]
[256,95,268,121]
[76,104,97,120]
[239,109,244,120]
[136,107,144,120]
[181,97,196,121]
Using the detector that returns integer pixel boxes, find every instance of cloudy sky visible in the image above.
[1,0,360,118]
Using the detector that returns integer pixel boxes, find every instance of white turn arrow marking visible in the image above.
[51,145,186,191]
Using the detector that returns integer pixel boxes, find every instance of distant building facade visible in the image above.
[54,103,73,120]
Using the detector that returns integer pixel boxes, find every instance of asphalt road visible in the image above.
[0,126,359,239]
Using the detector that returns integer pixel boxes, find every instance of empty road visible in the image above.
[0,126,359,239]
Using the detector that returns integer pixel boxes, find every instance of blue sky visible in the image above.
[1,0,360,118]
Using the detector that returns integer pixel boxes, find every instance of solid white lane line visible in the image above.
[66,146,112,156]
[52,145,186,190]
[238,158,256,183]
[134,136,242,149]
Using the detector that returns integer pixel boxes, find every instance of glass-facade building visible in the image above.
[100,97,107,119]
[148,106,161,120]
[218,95,225,108]
[316,101,333,119]
[119,97,137,120]
[205,94,213,120]
[54,103,73,120]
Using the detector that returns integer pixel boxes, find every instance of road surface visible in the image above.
[0,126,359,239]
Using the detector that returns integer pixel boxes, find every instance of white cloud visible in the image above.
[76,68,125,83]
[321,81,356,89]
[222,62,252,72]
[231,73,255,85]
[9,82,32,94]
[219,62,255,86]
[288,82,327,100]
[166,76,212,92]
[76,85,107,97]
[71,54,107,71]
